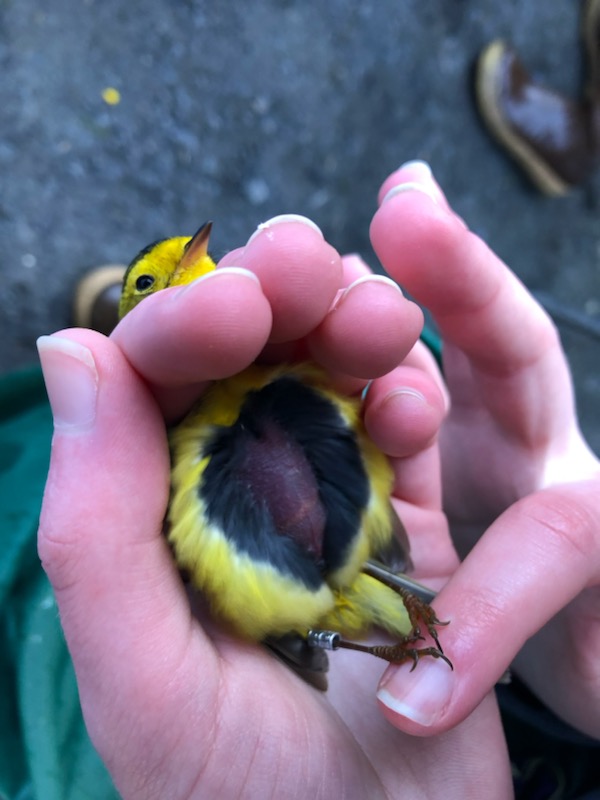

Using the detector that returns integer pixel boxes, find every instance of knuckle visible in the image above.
[522,486,599,566]
[37,502,85,595]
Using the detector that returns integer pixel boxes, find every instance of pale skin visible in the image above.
[36,162,600,799]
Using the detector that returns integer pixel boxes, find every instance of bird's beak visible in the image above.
[173,220,214,283]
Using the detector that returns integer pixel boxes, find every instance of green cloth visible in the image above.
[0,367,118,800]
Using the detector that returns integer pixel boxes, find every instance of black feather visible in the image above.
[199,376,370,587]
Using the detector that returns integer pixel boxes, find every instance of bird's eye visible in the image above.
[135,274,155,292]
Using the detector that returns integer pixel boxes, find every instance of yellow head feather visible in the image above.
[118,221,216,318]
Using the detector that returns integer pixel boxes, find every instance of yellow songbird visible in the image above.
[120,221,451,688]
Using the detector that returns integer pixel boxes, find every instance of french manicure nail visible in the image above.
[174,266,260,297]
[37,336,98,432]
[352,274,403,291]
[381,388,428,411]
[247,214,323,245]
[333,274,404,309]
[377,658,454,727]
[382,181,440,206]
[398,159,433,178]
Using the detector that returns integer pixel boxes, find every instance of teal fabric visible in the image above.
[0,367,118,800]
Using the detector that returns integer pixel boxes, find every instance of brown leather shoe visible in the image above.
[72,265,125,336]
[475,40,596,195]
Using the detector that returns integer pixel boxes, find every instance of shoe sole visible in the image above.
[73,265,126,329]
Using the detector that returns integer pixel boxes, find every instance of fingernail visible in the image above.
[174,266,260,297]
[342,253,371,271]
[382,181,440,206]
[341,253,373,283]
[377,658,454,727]
[247,214,323,245]
[332,274,403,309]
[398,159,433,178]
[381,388,428,411]
[37,336,98,432]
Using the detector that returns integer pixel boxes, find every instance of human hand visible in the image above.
[370,162,600,741]
[37,215,511,799]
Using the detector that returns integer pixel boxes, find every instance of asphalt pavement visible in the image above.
[1,0,598,451]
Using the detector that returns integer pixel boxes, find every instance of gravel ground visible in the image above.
[1,0,598,451]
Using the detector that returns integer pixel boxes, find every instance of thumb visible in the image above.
[376,480,600,737]
[36,330,217,766]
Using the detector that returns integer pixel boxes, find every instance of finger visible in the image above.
[111,267,272,419]
[340,253,373,285]
[402,340,450,411]
[376,480,600,736]
[224,240,361,297]
[306,276,423,379]
[364,365,446,460]
[36,331,219,760]
[370,165,575,447]
[377,160,453,212]
[112,267,271,384]
[362,363,456,579]
[217,246,245,265]
[223,214,343,343]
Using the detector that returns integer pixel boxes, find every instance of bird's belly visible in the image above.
[167,364,395,641]
[168,497,336,639]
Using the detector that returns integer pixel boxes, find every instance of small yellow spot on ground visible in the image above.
[101,87,121,105]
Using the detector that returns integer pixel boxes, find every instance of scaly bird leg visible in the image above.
[362,560,450,654]
[306,629,453,671]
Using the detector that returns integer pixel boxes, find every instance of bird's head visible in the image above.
[118,220,215,318]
